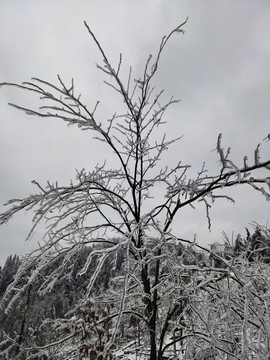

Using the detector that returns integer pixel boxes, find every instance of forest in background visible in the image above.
[1,226,270,359]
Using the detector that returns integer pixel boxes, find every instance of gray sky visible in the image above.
[0,0,270,266]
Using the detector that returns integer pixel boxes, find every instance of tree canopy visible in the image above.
[0,20,270,359]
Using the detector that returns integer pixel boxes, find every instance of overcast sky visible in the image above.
[0,0,270,266]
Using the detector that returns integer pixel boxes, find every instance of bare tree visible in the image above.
[1,19,270,359]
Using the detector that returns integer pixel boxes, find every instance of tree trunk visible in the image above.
[141,261,157,359]
[149,332,157,360]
